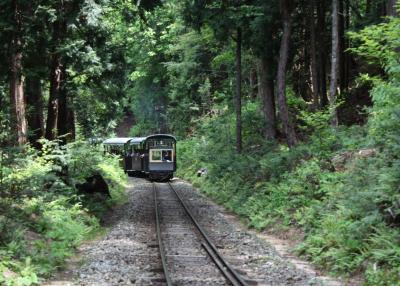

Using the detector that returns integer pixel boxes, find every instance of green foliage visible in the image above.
[0,0,399,285]
[178,98,400,284]
[349,17,400,154]
[0,141,126,285]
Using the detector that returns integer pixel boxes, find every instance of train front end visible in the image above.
[145,134,176,181]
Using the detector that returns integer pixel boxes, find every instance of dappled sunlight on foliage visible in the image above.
[0,0,399,284]
[178,67,400,284]
[0,141,126,284]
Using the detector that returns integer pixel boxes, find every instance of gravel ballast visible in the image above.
[45,177,347,286]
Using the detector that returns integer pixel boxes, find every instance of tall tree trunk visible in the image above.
[26,77,44,147]
[258,55,277,140]
[56,83,69,143]
[329,0,340,127]
[379,2,387,17]
[9,0,27,146]
[45,54,62,140]
[235,27,242,153]
[249,68,258,99]
[309,0,320,108]
[25,1,45,147]
[338,0,347,92]
[366,0,372,15]
[317,0,328,107]
[298,19,310,102]
[344,2,351,91]
[57,95,75,143]
[387,0,398,16]
[67,108,76,140]
[57,61,75,143]
[277,0,297,147]
[45,1,67,141]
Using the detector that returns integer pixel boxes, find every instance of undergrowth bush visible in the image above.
[177,95,400,284]
[0,140,126,285]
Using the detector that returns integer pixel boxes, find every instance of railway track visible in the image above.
[153,182,248,286]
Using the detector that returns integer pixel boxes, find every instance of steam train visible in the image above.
[103,134,176,181]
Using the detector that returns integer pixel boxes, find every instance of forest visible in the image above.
[0,0,399,285]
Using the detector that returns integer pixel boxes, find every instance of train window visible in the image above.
[150,149,174,162]
[151,150,162,162]
[162,150,172,162]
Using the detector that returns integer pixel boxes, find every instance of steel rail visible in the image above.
[153,183,173,286]
[167,182,248,286]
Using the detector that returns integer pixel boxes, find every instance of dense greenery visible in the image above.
[177,15,400,285]
[1,0,399,285]
[0,141,126,284]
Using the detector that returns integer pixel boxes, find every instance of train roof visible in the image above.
[145,134,176,141]
[129,137,147,144]
[103,137,133,145]
[103,134,176,146]
[127,134,176,145]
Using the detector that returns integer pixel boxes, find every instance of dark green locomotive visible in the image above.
[103,134,176,181]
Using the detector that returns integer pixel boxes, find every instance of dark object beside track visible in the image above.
[76,172,110,197]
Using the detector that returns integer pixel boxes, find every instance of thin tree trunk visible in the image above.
[10,53,27,145]
[67,108,76,140]
[10,0,27,145]
[249,68,258,99]
[25,1,45,147]
[317,0,328,107]
[57,58,75,143]
[366,0,372,15]
[45,54,62,140]
[258,56,277,140]
[344,1,351,90]
[309,0,320,108]
[329,0,340,127]
[235,27,242,153]
[26,77,44,147]
[302,16,311,102]
[387,0,398,16]
[338,0,347,92]
[45,1,66,140]
[277,0,297,147]
[56,83,69,143]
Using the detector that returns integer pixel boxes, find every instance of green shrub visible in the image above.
[175,15,400,285]
[178,107,400,284]
[0,140,126,285]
